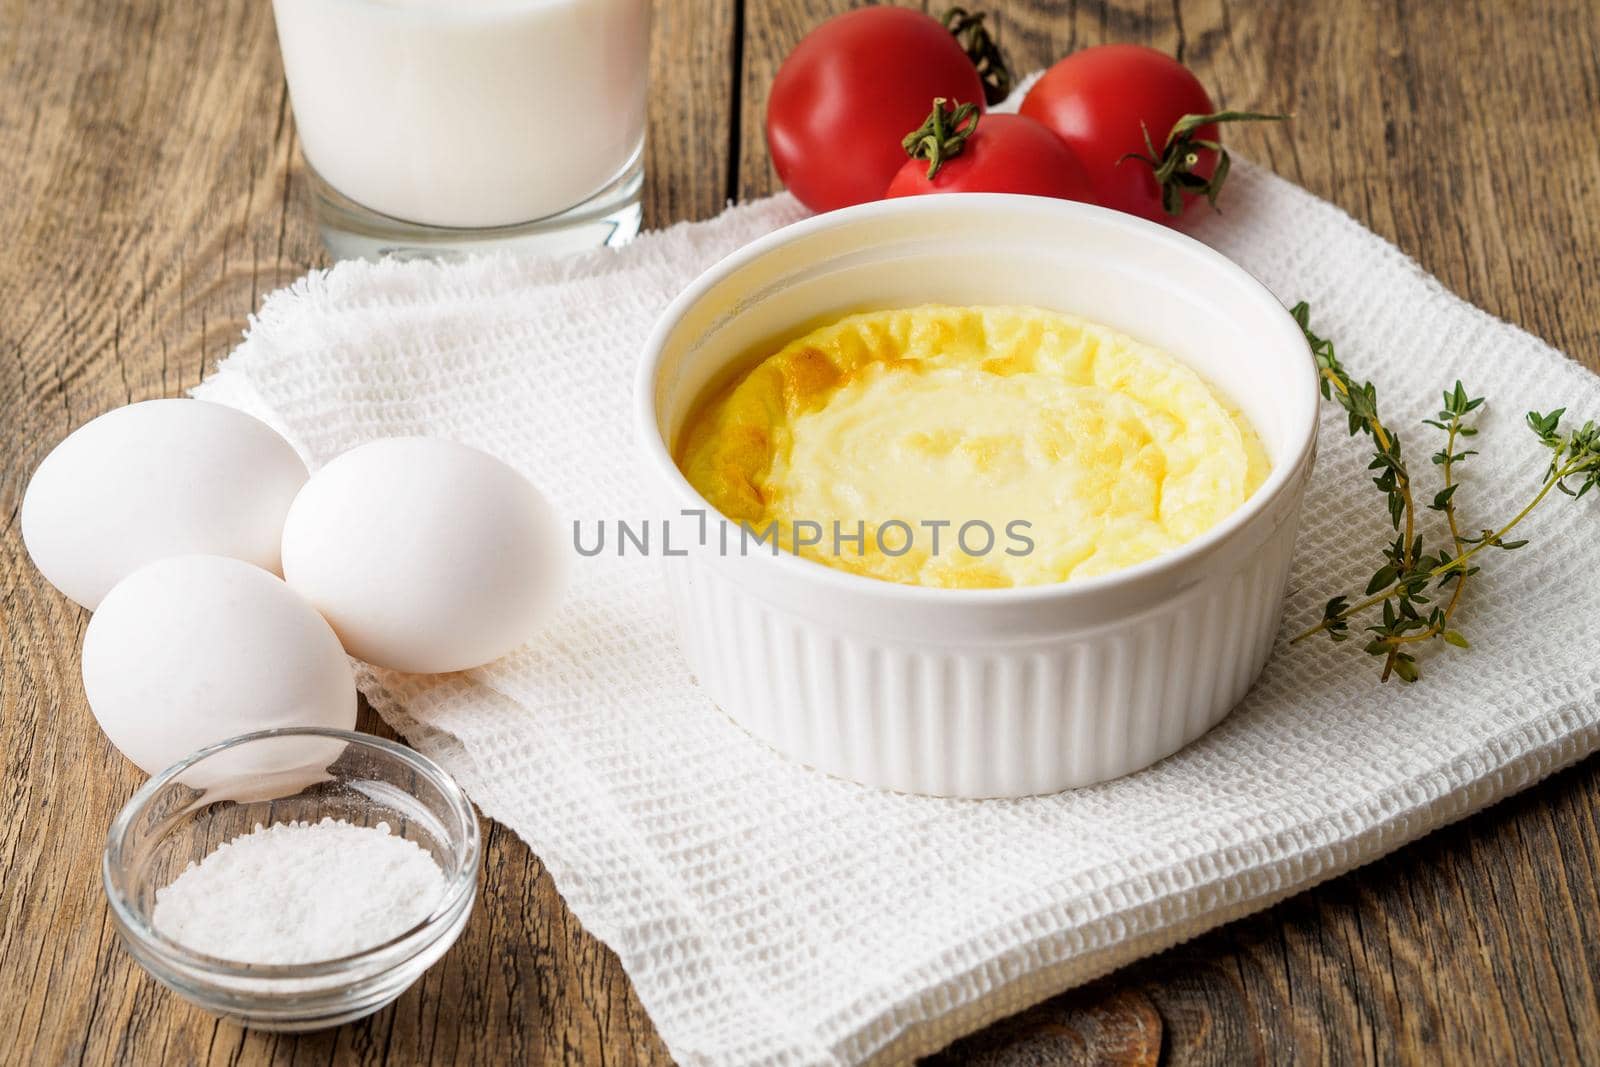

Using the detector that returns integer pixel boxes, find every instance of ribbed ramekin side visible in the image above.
[659,501,1301,797]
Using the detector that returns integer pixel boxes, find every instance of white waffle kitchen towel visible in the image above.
[194,161,1600,1064]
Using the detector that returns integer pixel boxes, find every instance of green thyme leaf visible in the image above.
[1287,303,1600,683]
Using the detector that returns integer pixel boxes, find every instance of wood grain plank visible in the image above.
[647,0,740,226]
[1,2,322,1063]
[737,0,1600,1061]
[913,0,1600,1061]
[0,0,708,1063]
[3,0,1600,1064]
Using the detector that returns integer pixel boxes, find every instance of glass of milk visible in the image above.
[273,0,651,260]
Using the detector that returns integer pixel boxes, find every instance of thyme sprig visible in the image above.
[1290,302,1600,682]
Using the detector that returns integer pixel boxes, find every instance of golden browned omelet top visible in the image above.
[676,305,1268,588]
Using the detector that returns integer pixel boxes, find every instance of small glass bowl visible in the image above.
[104,727,480,1031]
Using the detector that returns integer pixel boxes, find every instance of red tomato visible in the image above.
[1020,45,1220,223]
[766,7,986,213]
[885,106,1094,202]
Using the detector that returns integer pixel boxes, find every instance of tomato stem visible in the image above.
[902,98,980,180]
[1120,109,1288,216]
[942,6,1011,106]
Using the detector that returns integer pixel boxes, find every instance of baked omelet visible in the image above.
[675,305,1268,589]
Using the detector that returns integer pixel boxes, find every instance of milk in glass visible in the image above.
[273,0,651,244]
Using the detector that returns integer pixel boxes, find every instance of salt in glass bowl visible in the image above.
[103,727,480,1031]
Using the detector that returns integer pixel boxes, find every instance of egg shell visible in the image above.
[82,555,356,776]
[22,399,309,609]
[281,437,567,674]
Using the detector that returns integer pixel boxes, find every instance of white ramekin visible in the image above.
[635,194,1318,798]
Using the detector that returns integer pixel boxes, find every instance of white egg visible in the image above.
[281,437,566,674]
[22,399,309,609]
[82,556,356,776]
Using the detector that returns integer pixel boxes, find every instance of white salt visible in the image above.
[152,817,449,965]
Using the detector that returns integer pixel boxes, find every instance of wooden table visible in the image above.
[4,1,1598,1062]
